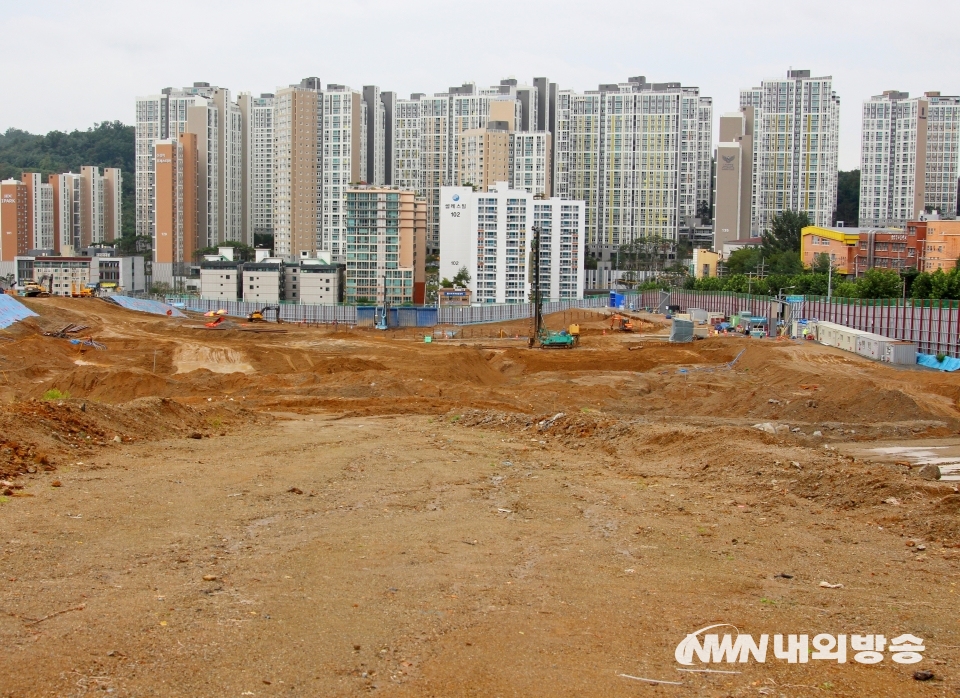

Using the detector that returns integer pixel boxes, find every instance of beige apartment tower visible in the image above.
[458,125,511,191]
[273,85,320,259]
[714,108,755,250]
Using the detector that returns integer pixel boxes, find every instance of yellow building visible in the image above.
[800,226,859,275]
[691,248,719,278]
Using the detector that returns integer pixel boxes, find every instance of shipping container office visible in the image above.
[855,332,896,361]
[816,321,867,353]
[884,341,917,365]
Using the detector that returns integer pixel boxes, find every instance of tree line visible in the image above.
[630,208,960,300]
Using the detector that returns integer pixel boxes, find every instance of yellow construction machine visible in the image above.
[247,306,281,323]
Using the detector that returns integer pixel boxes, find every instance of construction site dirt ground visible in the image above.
[2,297,960,697]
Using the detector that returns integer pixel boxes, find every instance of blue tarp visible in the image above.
[0,294,38,329]
[917,353,960,372]
[106,296,186,317]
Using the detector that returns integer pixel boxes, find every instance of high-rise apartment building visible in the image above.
[739,69,840,233]
[925,93,960,219]
[321,85,367,260]
[859,91,927,228]
[21,173,54,251]
[153,133,199,282]
[363,86,386,185]
[238,92,276,239]
[136,82,244,264]
[552,76,713,251]
[393,95,423,193]
[440,182,584,304]
[1,179,30,263]
[344,187,423,304]
[509,131,551,195]
[272,80,367,261]
[50,173,81,254]
[459,125,511,192]
[273,82,321,259]
[860,90,960,227]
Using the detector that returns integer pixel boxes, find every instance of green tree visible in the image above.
[253,232,274,250]
[812,252,832,274]
[834,170,860,226]
[0,123,135,240]
[855,268,902,299]
[195,241,256,262]
[724,247,761,275]
[439,277,454,289]
[762,211,810,254]
[452,266,471,286]
[910,272,933,299]
[768,251,804,275]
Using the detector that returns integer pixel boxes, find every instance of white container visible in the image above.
[884,341,917,365]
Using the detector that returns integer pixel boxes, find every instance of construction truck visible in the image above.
[247,306,281,323]
[610,314,634,332]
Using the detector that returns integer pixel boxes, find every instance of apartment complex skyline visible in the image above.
[136,74,712,274]
[0,167,122,266]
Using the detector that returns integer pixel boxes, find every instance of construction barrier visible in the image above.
[629,290,960,359]
[0,294,38,329]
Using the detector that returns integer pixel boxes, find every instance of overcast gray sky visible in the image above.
[3,0,958,170]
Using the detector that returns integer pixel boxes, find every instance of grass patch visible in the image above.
[42,389,70,401]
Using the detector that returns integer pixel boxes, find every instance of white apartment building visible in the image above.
[439,183,584,304]
[860,91,926,227]
[364,85,386,185]
[926,94,960,219]
[393,96,423,194]
[22,173,54,250]
[860,90,960,227]
[239,93,275,237]
[739,69,840,233]
[51,173,81,253]
[509,131,551,195]
[552,77,713,250]
[321,85,367,260]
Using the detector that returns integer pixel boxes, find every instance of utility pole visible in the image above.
[827,262,833,299]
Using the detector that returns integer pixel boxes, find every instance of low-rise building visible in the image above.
[921,220,960,271]
[242,261,284,304]
[199,261,242,301]
[801,225,928,275]
[14,252,145,295]
[691,248,720,278]
[291,261,345,304]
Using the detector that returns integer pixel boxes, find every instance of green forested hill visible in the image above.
[0,122,136,244]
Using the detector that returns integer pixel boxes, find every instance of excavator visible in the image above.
[247,306,281,323]
[23,275,52,297]
[610,313,634,332]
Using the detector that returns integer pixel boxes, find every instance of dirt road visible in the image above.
[1,298,959,696]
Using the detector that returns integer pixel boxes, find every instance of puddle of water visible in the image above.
[867,445,960,481]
